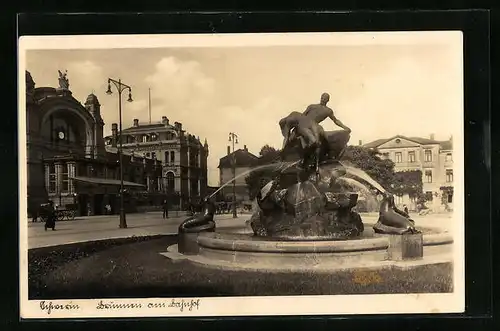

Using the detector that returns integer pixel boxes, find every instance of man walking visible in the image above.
[162,198,169,219]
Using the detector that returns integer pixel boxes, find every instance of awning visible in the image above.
[71,176,146,188]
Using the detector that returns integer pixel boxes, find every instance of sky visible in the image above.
[24,33,463,186]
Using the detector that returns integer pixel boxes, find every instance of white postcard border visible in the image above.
[18,31,465,319]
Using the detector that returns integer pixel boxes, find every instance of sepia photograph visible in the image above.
[19,31,464,318]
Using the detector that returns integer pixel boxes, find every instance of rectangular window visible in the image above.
[425,191,433,201]
[142,135,148,143]
[446,169,453,182]
[48,164,56,193]
[395,152,402,163]
[408,151,416,163]
[425,170,433,183]
[445,153,453,162]
[170,151,175,163]
[61,163,69,192]
[424,149,432,162]
[448,192,453,203]
[165,151,169,164]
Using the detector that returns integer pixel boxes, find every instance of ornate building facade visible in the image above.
[363,134,454,211]
[25,71,162,216]
[104,116,209,207]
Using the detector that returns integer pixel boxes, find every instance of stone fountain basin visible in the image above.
[185,225,453,270]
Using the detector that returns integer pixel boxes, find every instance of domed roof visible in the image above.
[85,93,100,105]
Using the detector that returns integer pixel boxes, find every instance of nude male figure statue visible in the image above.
[279,111,326,178]
[278,93,352,179]
[279,111,324,152]
[303,93,351,133]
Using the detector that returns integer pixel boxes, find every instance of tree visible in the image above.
[258,145,281,164]
[392,170,424,197]
[245,145,281,199]
[342,145,396,190]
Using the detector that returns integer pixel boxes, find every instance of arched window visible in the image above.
[142,135,148,143]
[166,172,175,192]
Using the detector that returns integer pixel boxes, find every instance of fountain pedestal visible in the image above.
[178,232,201,255]
[386,233,424,260]
[250,174,364,240]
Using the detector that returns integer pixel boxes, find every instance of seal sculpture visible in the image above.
[178,198,217,255]
[373,194,421,235]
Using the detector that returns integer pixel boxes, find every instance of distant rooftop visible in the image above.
[218,148,259,168]
[363,135,453,150]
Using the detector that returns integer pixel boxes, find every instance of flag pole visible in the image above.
[148,88,152,124]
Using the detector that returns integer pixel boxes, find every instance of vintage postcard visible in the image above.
[19,31,464,318]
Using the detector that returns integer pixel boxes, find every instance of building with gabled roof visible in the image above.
[218,145,259,202]
[362,134,454,211]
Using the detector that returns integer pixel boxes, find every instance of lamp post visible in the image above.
[106,78,133,229]
[228,132,238,218]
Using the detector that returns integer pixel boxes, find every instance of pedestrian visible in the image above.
[105,204,111,215]
[44,200,56,231]
[403,204,409,215]
[29,203,38,223]
[162,199,169,219]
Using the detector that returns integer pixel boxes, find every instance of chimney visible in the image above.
[244,144,248,151]
[174,121,182,131]
[133,119,139,127]
[430,133,435,140]
[161,116,169,125]
[111,123,118,148]
[358,140,362,146]
[227,146,231,155]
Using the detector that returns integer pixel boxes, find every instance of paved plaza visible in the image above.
[26,211,454,249]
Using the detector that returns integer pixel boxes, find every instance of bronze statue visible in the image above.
[26,71,35,93]
[279,93,352,177]
[249,173,364,239]
[58,70,70,90]
[279,111,326,177]
[303,93,351,133]
[178,197,216,234]
[373,194,420,235]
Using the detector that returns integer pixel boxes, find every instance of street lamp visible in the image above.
[106,78,133,229]
[228,132,239,218]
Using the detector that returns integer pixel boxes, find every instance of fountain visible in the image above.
[171,93,453,271]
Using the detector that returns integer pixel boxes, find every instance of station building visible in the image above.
[25,71,162,216]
